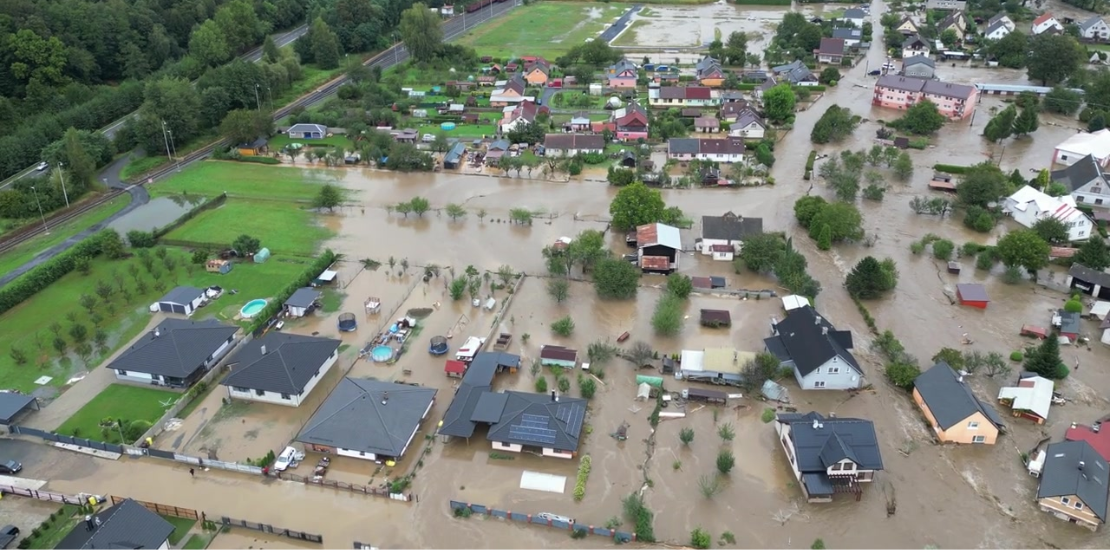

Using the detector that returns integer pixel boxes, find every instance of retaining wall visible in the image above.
[448,500,635,543]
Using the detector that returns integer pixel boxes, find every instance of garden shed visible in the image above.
[700,309,732,328]
[956,283,989,309]
[155,286,205,316]
[253,248,271,263]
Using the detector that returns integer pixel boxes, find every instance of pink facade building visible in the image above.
[872,75,978,120]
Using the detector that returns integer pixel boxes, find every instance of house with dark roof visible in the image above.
[1036,440,1110,530]
[729,110,767,140]
[901,34,931,59]
[1052,154,1110,209]
[1067,423,1110,462]
[443,142,467,169]
[695,56,726,87]
[1068,263,1110,300]
[832,27,862,47]
[873,75,978,120]
[896,16,920,35]
[154,286,205,316]
[771,60,818,86]
[912,362,1005,444]
[539,345,578,368]
[719,100,755,123]
[984,17,1013,40]
[938,11,967,41]
[438,352,520,438]
[107,319,237,388]
[647,85,720,108]
[296,378,436,462]
[222,333,340,407]
[606,58,639,88]
[764,306,863,390]
[666,137,747,163]
[636,222,682,273]
[839,7,866,27]
[773,411,884,503]
[815,38,847,64]
[284,287,321,318]
[57,498,175,550]
[901,55,935,79]
[485,391,586,458]
[1079,16,1110,40]
[697,211,763,261]
[543,134,605,157]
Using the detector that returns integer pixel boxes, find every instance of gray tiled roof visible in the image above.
[1070,263,1110,288]
[776,411,884,472]
[438,352,520,438]
[56,498,174,550]
[1051,154,1105,192]
[914,363,1005,430]
[296,378,436,457]
[832,28,862,40]
[1080,16,1106,31]
[284,287,322,309]
[222,333,340,394]
[903,55,935,68]
[764,306,860,376]
[843,8,866,18]
[668,138,700,155]
[1037,440,1110,521]
[486,392,587,452]
[702,212,763,241]
[159,285,203,305]
[106,318,237,378]
[922,80,976,100]
[985,19,1009,36]
[0,392,36,425]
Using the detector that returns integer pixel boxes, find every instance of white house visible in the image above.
[1051,154,1110,209]
[154,286,205,316]
[838,8,866,28]
[667,137,747,163]
[764,306,864,390]
[1053,129,1110,167]
[984,18,1013,41]
[773,411,883,503]
[283,287,321,318]
[57,498,175,550]
[107,319,238,388]
[1032,13,1064,35]
[287,123,328,139]
[1079,16,1110,40]
[499,101,541,134]
[222,333,341,407]
[728,111,767,140]
[697,212,763,260]
[543,134,605,157]
[1003,185,1094,242]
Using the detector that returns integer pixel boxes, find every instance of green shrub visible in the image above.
[535,376,548,393]
[570,528,588,539]
[933,163,969,174]
[235,156,282,165]
[691,528,712,549]
[454,506,473,518]
[1064,299,1083,313]
[557,375,571,393]
[1010,351,1023,361]
[551,316,575,336]
[761,408,776,423]
[885,360,921,390]
[578,376,596,399]
[932,239,955,260]
[622,493,655,542]
[716,449,735,474]
[573,455,592,501]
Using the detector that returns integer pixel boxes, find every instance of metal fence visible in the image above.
[276,472,414,501]
[9,426,124,453]
[111,495,201,520]
[448,501,635,542]
[219,517,323,543]
[0,484,85,505]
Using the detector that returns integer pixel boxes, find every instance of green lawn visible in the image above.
[120,155,170,182]
[455,3,626,58]
[271,63,347,107]
[268,133,355,152]
[24,505,81,549]
[163,200,330,257]
[56,384,177,442]
[612,19,647,46]
[183,534,212,549]
[0,194,131,278]
[416,123,498,139]
[551,90,610,110]
[149,161,343,202]
[162,516,197,545]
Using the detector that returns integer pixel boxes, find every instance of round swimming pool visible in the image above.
[371,345,393,363]
[239,299,268,319]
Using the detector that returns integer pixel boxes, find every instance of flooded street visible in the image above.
[10,0,1110,548]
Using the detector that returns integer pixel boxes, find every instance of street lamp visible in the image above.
[160,120,173,160]
[167,129,181,172]
[30,186,48,233]
[254,84,262,111]
[57,163,69,208]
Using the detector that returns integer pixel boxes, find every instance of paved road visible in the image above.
[0,24,309,188]
[599,4,642,44]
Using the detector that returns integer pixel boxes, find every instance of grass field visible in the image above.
[23,504,80,549]
[0,194,131,278]
[56,384,177,442]
[183,533,213,549]
[0,247,308,392]
[120,155,168,181]
[611,19,647,46]
[164,200,330,257]
[162,516,197,545]
[455,3,626,58]
[150,161,343,202]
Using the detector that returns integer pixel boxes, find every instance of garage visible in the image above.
[155,286,204,316]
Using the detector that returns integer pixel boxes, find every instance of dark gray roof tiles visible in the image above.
[1070,263,1110,288]
[764,306,860,376]
[222,332,340,394]
[106,318,237,378]
[159,285,203,305]
[914,362,1005,430]
[486,392,587,452]
[1052,154,1105,193]
[284,287,322,309]
[437,352,519,438]
[56,498,174,550]
[701,212,763,241]
[296,378,436,457]
[777,411,884,472]
[1037,440,1110,521]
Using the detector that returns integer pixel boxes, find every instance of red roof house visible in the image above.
[445,359,467,378]
[1066,423,1110,462]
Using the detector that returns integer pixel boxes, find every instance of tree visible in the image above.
[811,539,826,550]
[189,20,232,67]
[220,109,273,144]
[1075,236,1110,270]
[940,28,959,48]
[716,449,735,474]
[893,151,914,181]
[6,29,68,87]
[698,474,722,499]
[310,18,342,70]
[1064,299,1084,313]
[995,229,1050,271]
[1027,34,1085,85]
[932,347,965,370]
[895,100,946,135]
[819,67,841,85]
[808,201,863,242]
[232,234,261,255]
[409,196,430,217]
[547,278,569,303]
[737,232,786,273]
[552,316,575,337]
[1013,104,1039,136]
[755,143,775,168]
[1024,333,1066,379]
[816,224,832,250]
[666,274,693,299]
[262,35,281,64]
[810,105,857,144]
[609,182,667,230]
[983,105,1017,142]
[400,3,444,62]
[1032,218,1069,244]
[651,294,683,336]
[445,203,467,220]
[762,84,796,123]
[793,196,828,228]
[313,184,343,212]
[988,30,1029,68]
[60,127,97,186]
[679,427,695,446]
[431,132,450,154]
[593,258,639,299]
[214,0,269,52]
[1044,87,1082,115]
[846,256,895,299]
[607,166,636,187]
[724,31,748,65]
[957,163,1010,208]
[566,229,608,274]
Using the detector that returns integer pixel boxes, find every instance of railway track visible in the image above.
[0,189,127,255]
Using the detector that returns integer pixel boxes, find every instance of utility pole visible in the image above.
[30,186,48,233]
[254,84,262,111]
[58,163,69,207]
[167,129,181,172]
[160,120,173,160]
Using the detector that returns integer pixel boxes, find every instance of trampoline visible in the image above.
[240,299,267,319]
[338,312,357,332]
[371,345,394,362]
[429,335,448,355]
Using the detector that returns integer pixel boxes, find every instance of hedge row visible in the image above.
[0,230,121,316]
[235,156,282,165]
[152,193,228,239]
[933,163,970,174]
[247,249,338,334]
[735,0,790,4]
[804,150,817,180]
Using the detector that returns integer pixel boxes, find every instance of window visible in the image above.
[232,386,248,392]
[967,421,979,430]
[1098,199,1105,205]
[1062,496,1071,506]
[813,381,826,388]
[827,366,841,374]
[1094,187,1103,194]
[280,393,291,400]
[972,435,986,443]
[1077,195,1086,203]
[1075,501,1085,510]
[117,370,128,376]
[255,389,265,396]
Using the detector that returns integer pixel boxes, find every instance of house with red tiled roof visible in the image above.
[648,86,720,108]
[611,101,649,141]
[1066,423,1110,462]
[500,101,545,133]
[1032,13,1064,35]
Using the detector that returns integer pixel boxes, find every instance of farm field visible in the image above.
[162,200,330,257]
[149,161,343,202]
[455,3,626,59]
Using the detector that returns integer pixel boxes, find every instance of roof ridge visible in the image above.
[301,378,365,435]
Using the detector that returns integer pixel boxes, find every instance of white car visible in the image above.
[273,446,298,471]
[34,161,48,172]
[422,134,435,143]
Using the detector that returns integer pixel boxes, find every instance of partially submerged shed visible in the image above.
[700,309,732,328]
[956,283,989,309]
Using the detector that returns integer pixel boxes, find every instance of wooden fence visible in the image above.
[111,495,202,520]
[0,485,85,505]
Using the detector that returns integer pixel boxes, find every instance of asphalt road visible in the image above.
[1,24,309,187]
[599,4,641,44]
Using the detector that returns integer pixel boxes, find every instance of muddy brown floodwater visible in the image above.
[25,0,1110,547]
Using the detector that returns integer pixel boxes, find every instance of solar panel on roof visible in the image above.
[509,425,557,445]
[556,405,583,432]
[522,413,548,423]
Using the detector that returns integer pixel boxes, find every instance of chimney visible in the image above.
[261,345,267,355]
[958,375,964,383]
[812,418,820,430]
[822,326,829,336]
[84,515,94,532]
[551,390,556,402]
[814,315,822,326]
[1095,424,1102,433]
[382,392,389,405]
[154,329,161,338]
[1079,461,1086,471]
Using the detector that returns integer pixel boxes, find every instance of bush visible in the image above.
[578,376,596,399]
[126,230,156,248]
[535,376,548,393]
[691,528,712,549]
[651,294,683,336]
[885,360,921,390]
[1010,351,1024,361]
[551,316,575,336]
[622,493,655,542]
[557,375,571,393]
[1064,299,1083,314]
[761,408,776,423]
[573,455,591,501]
[716,449,735,474]
[932,239,954,260]
[932,164,969,174]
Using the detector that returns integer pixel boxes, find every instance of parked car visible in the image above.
[34,162,48,172]
[0,460,22,475]
[421,134,435,143]
[0,525,19,549]
[868,69,881,76]
[273,446,298,471]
